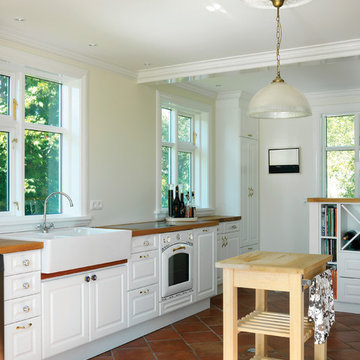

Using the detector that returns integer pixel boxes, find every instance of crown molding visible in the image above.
[173,82,218,99]
[306,88,360,101]
[137,39,360,84]
[0,27,137,79]
[216,91,252,101]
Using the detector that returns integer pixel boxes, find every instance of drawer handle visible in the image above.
[232,225,237,229]
[23,282,30,289]
[23,259,30,267]
[139,254,149,259]
[85,276,91,283]
[91,275,97,281]
[248,247,253,250]
[16,322,32,330]
[23,305,31,313]
[140,289,149,294]
[202,229,208,232]
[143,240,150,246]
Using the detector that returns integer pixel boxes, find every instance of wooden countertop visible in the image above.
[198,215,241,222]
[216,251,332,278]
[308,197,360,203]
[102,219,220,236]
[0,239,43,254]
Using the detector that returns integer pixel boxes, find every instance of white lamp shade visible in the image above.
[247,81,312,119]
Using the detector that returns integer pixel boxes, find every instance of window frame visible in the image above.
[0,44,89,232]
[156,91,213,216]
[322,112,360,197]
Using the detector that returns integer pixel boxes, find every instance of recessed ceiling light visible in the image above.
[88,43,97,47]
[14,17,25,22]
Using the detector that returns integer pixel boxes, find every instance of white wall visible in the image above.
[259,92,360,253]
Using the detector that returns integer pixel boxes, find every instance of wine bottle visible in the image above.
[168,189,174,217]
[180,193,185,218]
[191,191,196,218]
[173,186,180,218]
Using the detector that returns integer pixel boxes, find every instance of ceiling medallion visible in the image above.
[241,0,312,9]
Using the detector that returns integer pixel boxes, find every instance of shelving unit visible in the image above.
[308,198,360,313]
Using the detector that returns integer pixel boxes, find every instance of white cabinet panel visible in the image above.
[131,235,158,253]
[4,271,40,300]
[128,284,159,327]
[194,227,216,301]
[42,274,89,358]
[339,277,360,304]
[240,243,260,254]
[4,251,41,276]
[339,252,360,278]
[90,266,127,340]
[128,251,159,290]
[5,294,41,325]
[5,316,41,360]
[224,221,241,233]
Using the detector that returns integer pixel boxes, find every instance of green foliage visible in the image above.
[0,132,8,211]
[326,115,354,147]
[0,74,10,115]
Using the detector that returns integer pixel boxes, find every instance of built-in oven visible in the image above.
[160,231,193,300]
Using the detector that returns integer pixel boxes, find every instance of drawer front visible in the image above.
[338,252,360,278]
[5,316,41,360]
[224,221,241,233]
[128,284,159,327]
[4,251,41,276]
[128,251,159,290]
[5,294,41,325]
[4,272,41,300]
[131,235,158,253]
[160,293,193,315]
[339,277,360,304]
[240,243,259,254]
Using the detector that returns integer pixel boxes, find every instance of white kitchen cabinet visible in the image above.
[3,250,41,360]
[240,137,259,248]
[193,227,217,302]
[42,265,127,358]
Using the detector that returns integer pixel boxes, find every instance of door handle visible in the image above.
[173,246,186,252]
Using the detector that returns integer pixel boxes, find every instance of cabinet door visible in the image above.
[194,227,216,301]
[217,235,226,285]
[89,265,127,340]
[240,138,259,247]
[128,284,159,327]
[42,274,89,358]
[128,250,159,290]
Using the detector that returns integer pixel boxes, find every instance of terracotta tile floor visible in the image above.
[90,288,360,360]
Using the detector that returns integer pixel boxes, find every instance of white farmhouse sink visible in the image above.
[2,227,132,273]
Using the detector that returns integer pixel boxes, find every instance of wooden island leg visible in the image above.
[223,268,238,360]
[314,342,327,360]
[255,289,268,357]
[289,274,304,360]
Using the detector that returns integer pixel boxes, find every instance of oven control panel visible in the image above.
[160,231,193,248]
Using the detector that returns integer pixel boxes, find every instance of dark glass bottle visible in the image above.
[168,189,174,217]
[173,186,180,218]
[180,193,185,218]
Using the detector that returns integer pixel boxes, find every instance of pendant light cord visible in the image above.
[274,6,284,83]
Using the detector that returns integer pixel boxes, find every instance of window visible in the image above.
[0,50,86,230]
[323,114,360,197]
[157,92,212,214]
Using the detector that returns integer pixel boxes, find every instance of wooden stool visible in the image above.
[216,251,332,360]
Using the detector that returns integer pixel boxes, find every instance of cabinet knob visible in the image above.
[16,323,32,330]
[248,134,253,137]
[202,229,208,232]
[23,282,30,289]
[232,225,237,229]
[176,233,181,240]
[143,240,150,246]
[23,259,30,267]
[23,305,31,313]
[85,276,91,283]
[91,275,97,281]
[139,254,149,259]
[140,289,149,294]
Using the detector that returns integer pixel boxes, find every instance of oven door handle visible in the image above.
[172,246,186,252]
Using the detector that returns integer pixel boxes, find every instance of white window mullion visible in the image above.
[355,113,360,197]
[173,109,178,186]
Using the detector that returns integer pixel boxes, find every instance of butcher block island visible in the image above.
[216,251,332,360]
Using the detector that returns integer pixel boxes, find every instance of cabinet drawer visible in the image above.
[4,272,40,300]
[240,243,259,254]
[160,293,193,315]
[338,252,360,278]
[339,277,360,304]
[224,221,241,233]
[128,284,159,327]
[5,294,41,325]
[128,251,159,290]
[131,235,158,253]
[5,316,41,360]
[4,251,41,276]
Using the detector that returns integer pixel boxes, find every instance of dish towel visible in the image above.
[308,269,335,344]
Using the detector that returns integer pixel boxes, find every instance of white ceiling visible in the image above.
[1,0,360,93]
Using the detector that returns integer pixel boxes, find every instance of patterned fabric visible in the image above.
[308,269,335,344]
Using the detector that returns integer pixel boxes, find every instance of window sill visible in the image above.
[0,215,92,234]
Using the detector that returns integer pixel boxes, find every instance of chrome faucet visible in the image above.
[39,192,74,233]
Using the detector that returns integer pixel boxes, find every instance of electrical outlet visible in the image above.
[90,200,103,210]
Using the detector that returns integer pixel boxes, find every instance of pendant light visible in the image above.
[247,0,312,119]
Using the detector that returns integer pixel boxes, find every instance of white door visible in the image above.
[194,227,216,301]
[42,274,89,358]
[89,265,127,340]
[240,138,259,247]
